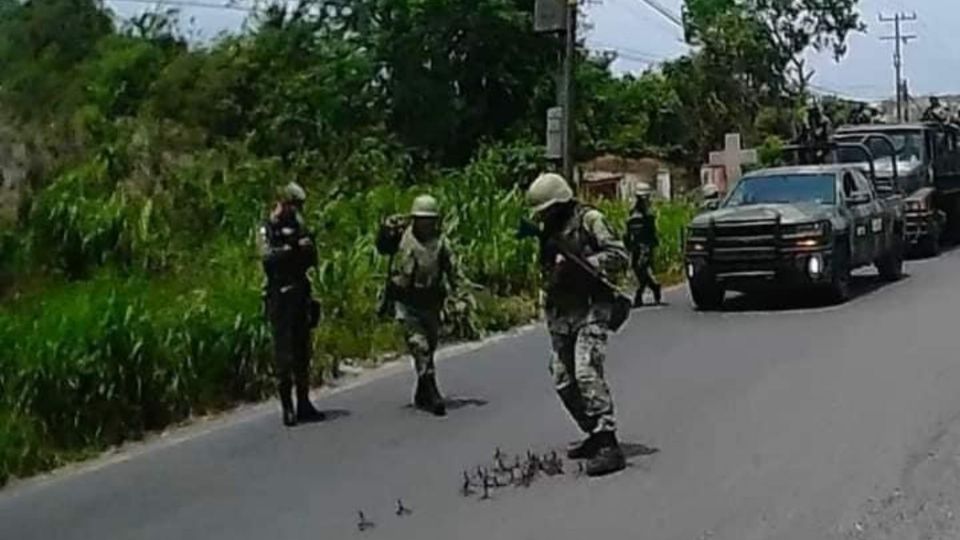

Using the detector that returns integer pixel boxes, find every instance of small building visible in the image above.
[579,154,688,201]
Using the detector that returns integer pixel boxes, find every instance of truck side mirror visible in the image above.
[700,199,720,211]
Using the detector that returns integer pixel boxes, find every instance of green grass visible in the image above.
[0,139,696,485]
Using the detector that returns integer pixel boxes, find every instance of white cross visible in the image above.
[709,133,758,185]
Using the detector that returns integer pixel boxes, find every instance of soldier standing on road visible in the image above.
[625,182,662,307]
[259,182,325,427]
[378,195,457,417]
[526,172,630,477]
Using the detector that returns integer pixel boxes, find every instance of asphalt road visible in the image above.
[5,250,960,540]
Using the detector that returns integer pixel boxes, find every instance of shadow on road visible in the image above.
[401,397,488,412]
[298,408,351,426]
[717,272,911,313]
[444,397,489,410]
[621,442,660,459]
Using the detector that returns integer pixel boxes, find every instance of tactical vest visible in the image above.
[261,212,313,293]
[391,227,445,300]
[626,212,656,249]
[543,205,602,296]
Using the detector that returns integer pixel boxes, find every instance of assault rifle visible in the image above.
[516,218,632,332]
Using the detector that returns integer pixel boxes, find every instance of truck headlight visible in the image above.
[783,221,828,239]
[905,200,926,212]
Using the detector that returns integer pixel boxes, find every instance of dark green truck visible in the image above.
[834,122,960,256]
[685,164,905,310]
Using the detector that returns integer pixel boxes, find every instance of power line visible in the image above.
[591,41,669,62]
[606,0,684,42]
[634,0,683,29]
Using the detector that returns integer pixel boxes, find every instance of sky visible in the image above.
[104,0,960,101]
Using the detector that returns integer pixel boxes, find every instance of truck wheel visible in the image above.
[689,278,725,311]
[876,244,904,282]
[919,228,941,258]
[828,251,852,304]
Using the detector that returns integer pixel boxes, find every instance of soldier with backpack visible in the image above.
[376,195,458,416]
[625,182,662,307]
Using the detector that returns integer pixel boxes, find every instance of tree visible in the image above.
[370,0,559,166]
[684,0,864,94]
[0,0,113,120]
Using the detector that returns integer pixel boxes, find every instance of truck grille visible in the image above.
[709,219,780,273]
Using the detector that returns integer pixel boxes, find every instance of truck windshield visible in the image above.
[724,174,836,207]
[835,131,925,165]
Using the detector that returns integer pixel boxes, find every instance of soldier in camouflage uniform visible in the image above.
[380,195,457,416]
[259,182,325,427]
[526,172,629,477]
[625,182,662,307]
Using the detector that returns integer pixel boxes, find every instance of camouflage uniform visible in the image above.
[542,204,629,436]
[259,188,322,426]
[391,226,456,379]
[383,195,457,416]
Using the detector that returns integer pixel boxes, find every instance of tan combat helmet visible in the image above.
[527,173,574,214]
[634,181,654,199]
[701,183,720,200]
[283,182,307,203]
[410,194,440,218]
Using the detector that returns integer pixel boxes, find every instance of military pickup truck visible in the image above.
[834,122,960,256]
[685,164,905,310]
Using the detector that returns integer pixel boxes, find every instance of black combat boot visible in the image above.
[282,408,297,427]
[652,283,662,305]
[566,434,600,460]
[280,385,297,427]
[633,292,644,308]
[413,376,430,409]
[423,374,447,417]
[586,432,626,477]
[296,388,326,423]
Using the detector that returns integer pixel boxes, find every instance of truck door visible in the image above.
[853,169,886,258]
[842,170,874,265]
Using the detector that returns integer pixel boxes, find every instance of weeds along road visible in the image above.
[4,249,960,540]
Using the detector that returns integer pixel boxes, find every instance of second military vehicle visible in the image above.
[834,122,960,256]
[685,163,905,310]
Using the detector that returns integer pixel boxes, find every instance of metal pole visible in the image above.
[880,12,917,123]
[561,0,577,185]
[894,14,902,122]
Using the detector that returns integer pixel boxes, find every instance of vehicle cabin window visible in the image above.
[842,172,858,198]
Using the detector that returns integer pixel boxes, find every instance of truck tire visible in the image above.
[828,248,852,304]
[876,243,904,282]
[918,226,941,258]
[689,278,725,311]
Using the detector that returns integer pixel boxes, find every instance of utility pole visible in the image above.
[561,0,578,184]
[879,12,917,122]
[535,0,578,185]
